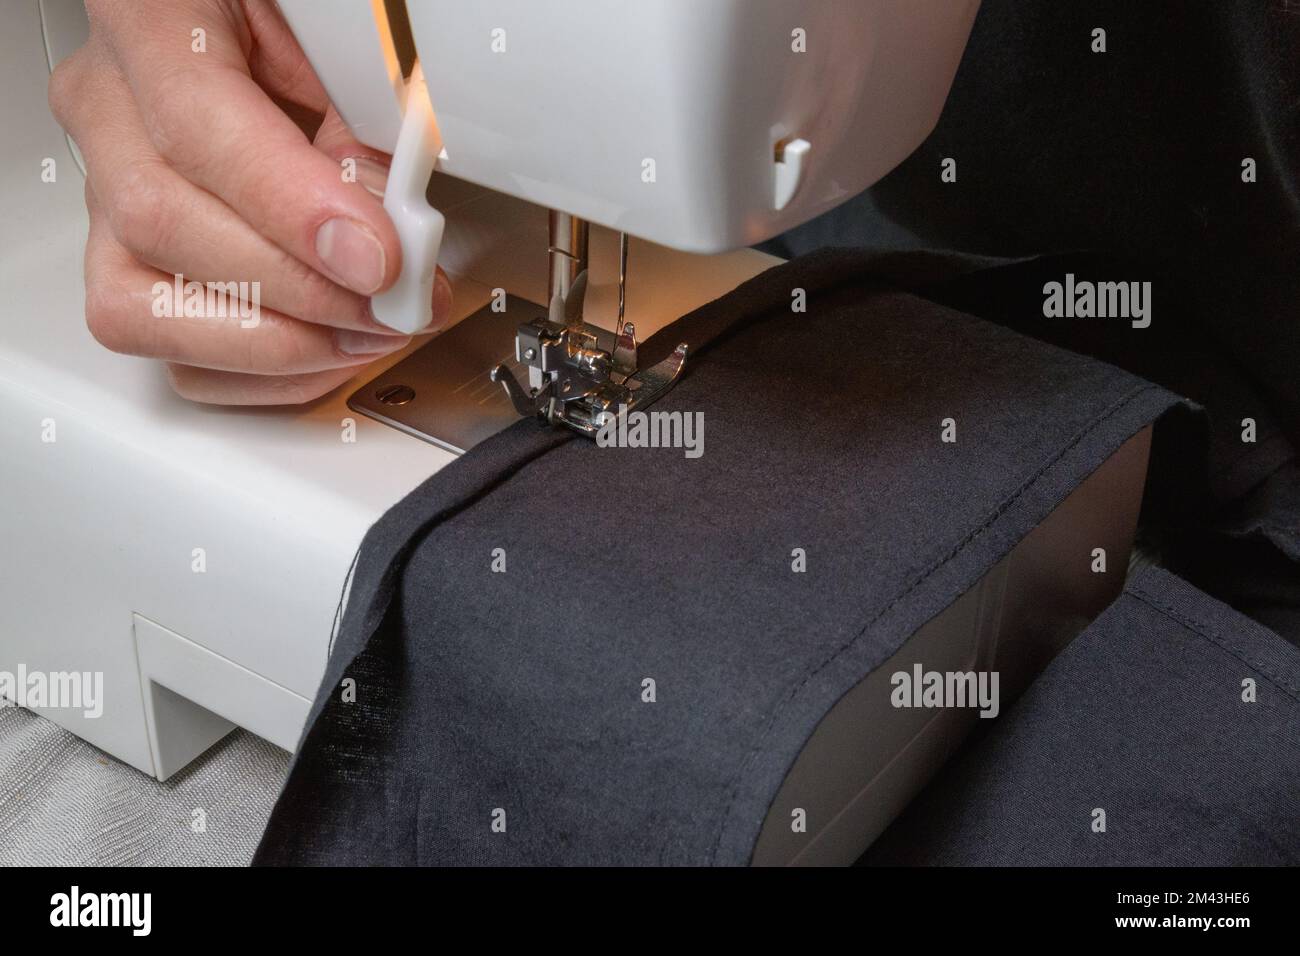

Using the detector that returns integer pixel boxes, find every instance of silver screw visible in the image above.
[375,384,415,406]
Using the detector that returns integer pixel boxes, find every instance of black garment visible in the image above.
[254,250,1179,865]
[250,4,1300,865]
[861,568,1300,866]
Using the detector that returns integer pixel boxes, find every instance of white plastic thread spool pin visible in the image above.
[370,62,444,333]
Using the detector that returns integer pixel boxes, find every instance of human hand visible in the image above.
[48,0,451,404]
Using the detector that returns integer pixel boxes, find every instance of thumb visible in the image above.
[314,106,393,201]
[315,106,454,331]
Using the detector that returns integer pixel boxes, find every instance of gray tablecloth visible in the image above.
[0,707,286,866]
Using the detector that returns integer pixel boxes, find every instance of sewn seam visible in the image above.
[1126,583,1300,703]
[710,381,1163,864]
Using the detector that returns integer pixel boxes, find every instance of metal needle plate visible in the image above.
[347,295,544,455]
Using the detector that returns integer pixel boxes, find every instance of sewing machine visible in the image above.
[1,0,1150,864]
[290,0,993,448]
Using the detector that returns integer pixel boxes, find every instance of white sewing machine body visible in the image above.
[280,0,981,253]
[3,0,808,781]
[0,0,1154,865]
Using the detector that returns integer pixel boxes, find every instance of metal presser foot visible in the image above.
[490,214,689,437]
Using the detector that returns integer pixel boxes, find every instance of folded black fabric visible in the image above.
[861,568,1300,866]
[254,249,1180,866]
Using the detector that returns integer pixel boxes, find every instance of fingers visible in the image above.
[312,105,392,198]
[164,363,362,406]
[84,193,412,375]
[54,0,453,405]
[311,107,457,335]
[97,0,403,296]
[53,50,454,336]
[57,59,392,333]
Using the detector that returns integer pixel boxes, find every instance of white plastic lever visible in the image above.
[773,137,811,211]
[371,63,445,333]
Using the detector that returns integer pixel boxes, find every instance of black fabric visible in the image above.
[861,568,1300,866]
[905,257,1300,651]
[1167,461,1300,651]
[916,255,1292,506]
[254,249,1180,865]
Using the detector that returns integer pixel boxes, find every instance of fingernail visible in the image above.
[430,271,453,329]
[350,157,389,198]
[316,217,386,295]
[335,329,412,357]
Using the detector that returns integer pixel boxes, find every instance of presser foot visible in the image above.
[490,317,689,437]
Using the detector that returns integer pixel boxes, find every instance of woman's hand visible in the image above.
[48,0,452,404]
